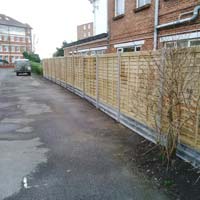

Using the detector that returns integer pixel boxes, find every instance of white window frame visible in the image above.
[4,36,8,41]
[16,37,19,42]
[11,56,15,63]
[117,45,141,53]
[16,46,20,52]
[189,39,200,47]
[10,36,15,42]
[115,0,125,17]
[4,46,9,52]
[4,56,9,62]
[136,0,151,8]
[11,46,15,52]
[164,38,200,49]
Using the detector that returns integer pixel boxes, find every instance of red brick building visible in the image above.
[0,14,32,63]
[64,33,108,55]
[64,0,200,56]
[158,0,200,49]
[108,0,200,53]
[77,22,94,40]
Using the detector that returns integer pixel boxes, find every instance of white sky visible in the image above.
[1,0,93,58]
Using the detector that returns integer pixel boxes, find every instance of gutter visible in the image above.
[154,5,200,49]
[157,5,200,29]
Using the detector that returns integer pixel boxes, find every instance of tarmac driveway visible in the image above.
[0,69,170,200]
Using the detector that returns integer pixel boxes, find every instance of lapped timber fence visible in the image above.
[43,48,200,167]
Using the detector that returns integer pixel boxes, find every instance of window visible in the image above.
[84,33,87,38]
[177,40,188,48]
[190,39,200,47]
[0,45,2,52]
[4,56,8,62]
[135,46,141,51]
[15,37,19,42]
[10,36,14,42]
[165,39,200,49]
[11,56,15,63]
[0,55,2,60]
[115,0,125,16]
[11,46,15,52]
[4,46,9,52]
[83,25,86,30]
[117,48,124,53]
[88,24,90,29]
[4,36,8,41]
[137,0,151,8]
[165,42,176,48]
[0,35,2,41]
[16,46,20,52]
[117,46,141,52]
[88,32,91,37]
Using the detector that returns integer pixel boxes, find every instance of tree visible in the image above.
[23,51,41,63]
[53,41,67,57]
[148,47,200,167]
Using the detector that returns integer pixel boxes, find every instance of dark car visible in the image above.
[14,59,31,76]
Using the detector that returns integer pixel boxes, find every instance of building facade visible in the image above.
[0,14,32,63]
[77,22,94,40]
[108,0,200,53]
[64,33,108,55]
[65,0,200,56]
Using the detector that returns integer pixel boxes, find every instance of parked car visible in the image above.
[14,59,31,76]
[0,59,9,65]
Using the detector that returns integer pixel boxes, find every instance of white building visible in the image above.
[89,0,107,35]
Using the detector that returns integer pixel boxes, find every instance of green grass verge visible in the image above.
[30,61,43,75]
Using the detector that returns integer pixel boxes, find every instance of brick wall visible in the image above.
[108,0,155,52]
[108,0,200,52]
[158,0,200,47]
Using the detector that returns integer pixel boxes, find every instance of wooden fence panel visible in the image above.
[60,58,65,82]
[84,56,96,99]
[66,57,74,86]
[98,54,118,109]
[120,53,159,130]
[74,56,84,91]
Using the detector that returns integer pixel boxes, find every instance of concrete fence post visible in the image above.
[72,55,75,92]
[82,56,85,97]
[96,55,99,108]
[117,52,121,122]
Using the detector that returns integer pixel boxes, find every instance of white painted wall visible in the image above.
[90,0,107,35]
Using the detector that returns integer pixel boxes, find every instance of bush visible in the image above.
[30,61,43,75]
[23,52,41,63]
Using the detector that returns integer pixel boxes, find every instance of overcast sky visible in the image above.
[1,0,93,58]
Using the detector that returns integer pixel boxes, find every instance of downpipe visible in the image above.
[157,5,200,29]
[154,4,200,50]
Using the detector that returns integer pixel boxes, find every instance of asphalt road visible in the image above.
[0,69,170,200]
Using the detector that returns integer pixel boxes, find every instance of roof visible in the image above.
[0,14,32,29]
[64,33,108,48]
